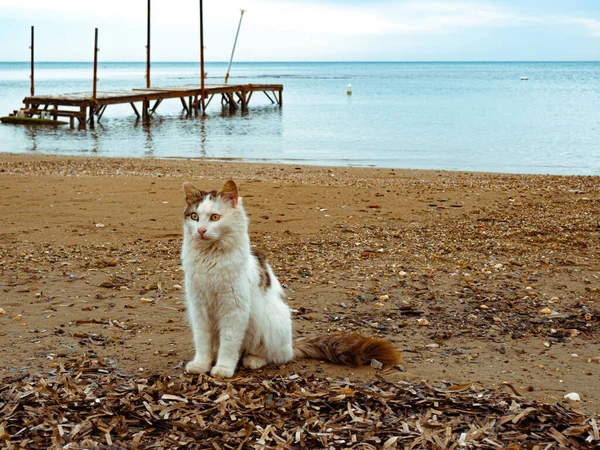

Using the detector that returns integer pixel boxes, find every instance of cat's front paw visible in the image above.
[210,364,235,378]
[185,359,212,374]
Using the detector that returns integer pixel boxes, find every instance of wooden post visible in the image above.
[146,0,151,88]
[199,0,206,113]
[237,91,248,111]
[90,28,99,127]
[79,105,87,128]
[92,28,98,101]
[30,26,34,97]
[227,93,237,112]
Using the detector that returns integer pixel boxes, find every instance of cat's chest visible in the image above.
[183,250,248,283]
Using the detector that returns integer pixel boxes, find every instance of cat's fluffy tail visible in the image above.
[293,334,401,367]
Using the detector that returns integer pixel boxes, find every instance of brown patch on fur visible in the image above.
[182,183,218,216]
[293,333,401,366]
[251,248,272,291]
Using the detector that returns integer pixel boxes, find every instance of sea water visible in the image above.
[0,61,599,175]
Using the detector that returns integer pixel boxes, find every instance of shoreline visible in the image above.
[1,152,599,178]
[1,153,599,414]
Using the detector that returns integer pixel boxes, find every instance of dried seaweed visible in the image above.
[1,357,598,449]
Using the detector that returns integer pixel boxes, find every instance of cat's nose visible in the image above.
[197,228,207,239]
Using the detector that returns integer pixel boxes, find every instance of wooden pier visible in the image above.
[16,83,283,128]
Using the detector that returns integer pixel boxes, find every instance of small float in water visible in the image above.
[520,77,529,81]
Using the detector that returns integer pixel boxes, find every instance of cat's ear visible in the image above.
[183,182,203,206]
[220,180,238,208]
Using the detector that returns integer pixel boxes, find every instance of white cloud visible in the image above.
[563,17,600,37]
[222,1,534,37]
[2,1,600,61]
[0,1,535,33]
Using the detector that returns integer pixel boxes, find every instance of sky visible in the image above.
[1,0,600,62]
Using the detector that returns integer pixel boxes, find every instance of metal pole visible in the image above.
[146,0,151,88]
[93,28,98,100]
[224,9,245,84]
[199,0,206,112]
[30,26,34,96]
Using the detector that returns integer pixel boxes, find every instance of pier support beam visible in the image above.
[227,93,237,112]
[142,100,150,120]
[130,102,141,119]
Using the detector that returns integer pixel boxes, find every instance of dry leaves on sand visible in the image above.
[1,357,599,449]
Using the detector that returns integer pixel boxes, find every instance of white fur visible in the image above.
[181,191,293,378]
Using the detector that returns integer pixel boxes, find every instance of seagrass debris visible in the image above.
[1,357,598,449]
[0,116,68,126]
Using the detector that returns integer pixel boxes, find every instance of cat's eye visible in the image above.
[190,213,199,221]
[210,214,220,222]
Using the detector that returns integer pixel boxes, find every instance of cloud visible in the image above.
[563,17,600,37]
[0,1,535,33]
[240,1,536,37]
[2,0,600,61]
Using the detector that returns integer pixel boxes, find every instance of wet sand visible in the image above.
[1,154,599,413]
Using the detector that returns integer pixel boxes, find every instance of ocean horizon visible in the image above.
[1,61,599,175]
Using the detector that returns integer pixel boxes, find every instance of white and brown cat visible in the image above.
[181,180,401,378]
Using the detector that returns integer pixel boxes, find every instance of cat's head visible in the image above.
[182,180,245,244]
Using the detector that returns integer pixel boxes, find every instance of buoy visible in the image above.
[347,83,352,95]
[520,77,528,81]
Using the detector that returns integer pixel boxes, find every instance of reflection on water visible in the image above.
[27,126,38,152]
[33,103,285,159]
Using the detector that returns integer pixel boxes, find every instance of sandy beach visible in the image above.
[1,153,599,445]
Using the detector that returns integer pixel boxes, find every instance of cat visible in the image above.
[181,179,401,378]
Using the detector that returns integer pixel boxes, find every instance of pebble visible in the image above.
[563,392,581,401]
[493,263,503,269]
[0,308,6,315]
[370,359,383,369]
[590,357,600,364]
[95,223,105,228]
[540,308,552,315]
[417,318,430,326]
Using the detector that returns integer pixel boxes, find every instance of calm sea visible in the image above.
[0,61,599,175]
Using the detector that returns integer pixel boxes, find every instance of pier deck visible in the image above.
[17,83,283,128]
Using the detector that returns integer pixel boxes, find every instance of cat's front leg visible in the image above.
[210,309,249,378]
[185,304,214,374]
